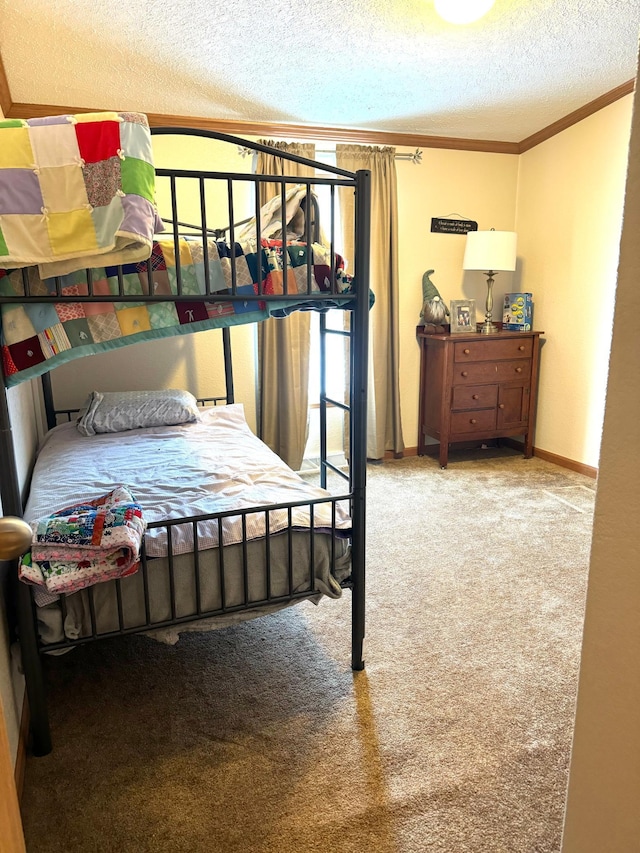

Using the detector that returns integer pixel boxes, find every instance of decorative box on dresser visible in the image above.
[417,326,544,468]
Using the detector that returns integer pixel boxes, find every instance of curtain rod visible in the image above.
[237,146,422,164]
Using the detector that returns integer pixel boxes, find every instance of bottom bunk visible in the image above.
[22,399,353,650]
[8,390,364,756]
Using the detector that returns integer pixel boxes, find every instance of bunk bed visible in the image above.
[0,115,371,756]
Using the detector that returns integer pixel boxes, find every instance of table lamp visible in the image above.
[463,229,517,334]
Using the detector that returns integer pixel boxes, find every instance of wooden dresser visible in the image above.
[417,326,544,468]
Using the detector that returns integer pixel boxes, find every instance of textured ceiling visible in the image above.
[1,0,639,142]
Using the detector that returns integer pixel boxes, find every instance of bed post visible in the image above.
[0,384,52,755]
[350,169,371,672]
[222,327,234,404]
[41,372,57,430]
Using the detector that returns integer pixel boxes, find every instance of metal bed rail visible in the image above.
[2,174,351,307]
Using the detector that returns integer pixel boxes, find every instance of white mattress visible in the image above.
[24,403,351,558]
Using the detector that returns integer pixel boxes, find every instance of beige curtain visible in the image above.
[255,141,315,471]
[336,145,404,460]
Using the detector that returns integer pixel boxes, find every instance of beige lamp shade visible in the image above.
[463,230,517,272]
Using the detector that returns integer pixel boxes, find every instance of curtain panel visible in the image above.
[255,142,315,471]
[336,145,404,460]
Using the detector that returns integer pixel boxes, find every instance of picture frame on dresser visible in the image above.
[450,299,476,333]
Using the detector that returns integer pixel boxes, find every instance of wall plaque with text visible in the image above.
[430,218,478,235]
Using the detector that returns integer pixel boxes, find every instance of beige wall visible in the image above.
[394,94,633,466]
[396,148,519,448]
[516,96,633,468]
[561,83,640,851]
[397,98,633,464]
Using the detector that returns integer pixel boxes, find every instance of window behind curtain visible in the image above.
[304,152,348,468]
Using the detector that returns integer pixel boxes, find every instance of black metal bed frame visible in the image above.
[0,128,371,757]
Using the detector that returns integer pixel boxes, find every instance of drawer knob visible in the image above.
[470,418,477,424]
[463,348,470,354]
[515,367,523,373]
[499,403,505,409]
[461,371,468,377]
[472,394,479,400]
[518,345,525,351]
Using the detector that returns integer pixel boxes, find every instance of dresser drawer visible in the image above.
[450,408,496,434]
[452,359,531,385]
[454,337,533,362]
[451,384,498,410]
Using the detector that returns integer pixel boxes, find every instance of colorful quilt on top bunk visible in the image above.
[0,111,359,388]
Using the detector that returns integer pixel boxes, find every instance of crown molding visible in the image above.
[518,79,636,152]
[5,101,520,153]
[145,113,522,153]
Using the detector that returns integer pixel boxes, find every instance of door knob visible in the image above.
[0,517,32,561]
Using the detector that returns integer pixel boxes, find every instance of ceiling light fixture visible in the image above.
[434,0,496,25]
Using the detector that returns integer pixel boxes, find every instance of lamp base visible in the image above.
[479,320,499,335]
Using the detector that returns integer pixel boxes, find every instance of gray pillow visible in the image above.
[77,389,199,436]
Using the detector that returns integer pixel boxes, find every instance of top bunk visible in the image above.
[0,113,371,388]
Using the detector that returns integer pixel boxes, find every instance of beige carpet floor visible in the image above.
[20,448,595,853]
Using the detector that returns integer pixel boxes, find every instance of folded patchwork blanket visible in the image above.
[19,485,146,595]
[0,111,163,277]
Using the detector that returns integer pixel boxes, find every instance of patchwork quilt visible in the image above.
[0,236,357,387]
[19,485,146,596]
[0,111,163,277]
